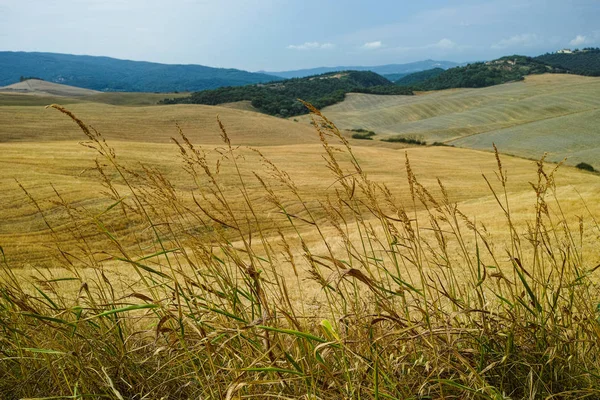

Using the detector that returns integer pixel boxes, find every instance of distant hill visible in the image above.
[264,60,462,79]
[412,56,566,90]
[395,68,445,86]
[382,73,410,82]
[0,52,279,92]
[0,79,100,97]
[163,71,413,117]
[535,48,600,76]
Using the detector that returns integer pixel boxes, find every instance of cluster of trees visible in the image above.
[395,68,445,87]
[576,162,596,172]
[382,72,409,82]
[409,56,565,90]
[350,128,376,140]
[382,134,426,145]
[536,48,600,76]
[163,71,413,117]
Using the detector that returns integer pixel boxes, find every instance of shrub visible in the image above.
[350,128,376,140]
[382,134,426,145]
[431,141,452,146]
[576,162,596,172]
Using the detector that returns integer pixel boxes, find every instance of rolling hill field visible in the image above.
[0,79,101,96]
[1,89,598,268]
[0,81,191,106]
[1,84,599,399]
[300,74,600,169]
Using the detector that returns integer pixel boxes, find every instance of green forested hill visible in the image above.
[163,71,413,117]
[412,56,565,90]
[395,68,445,86]
[383,73,409,82]
[535,48,600,76]
[0,51,279,92]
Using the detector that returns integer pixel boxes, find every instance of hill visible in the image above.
[0,81,191,106]
[0,90,191,107]
[2,98,598,269]
[412,56,565,90]
[536,48,600,76]
[0,79,100,97]
[297,74,600,169]
[395,68,445,86]
[163,70,413,117]
[264,60,461,79]
[382,72,410,82]
[0,51,279,92]
[0,102,319,145]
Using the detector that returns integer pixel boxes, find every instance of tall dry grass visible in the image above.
[1,103,599,399]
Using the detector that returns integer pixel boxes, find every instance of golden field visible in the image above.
[301,74,600,170]
[1,78,599,398]
[2,96,598,273]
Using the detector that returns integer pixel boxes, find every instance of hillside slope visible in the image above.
[0,102,319,145]
[300,74,600,169]
[2,103,598,268]
[536,48,600,76]
[0,79,100,96]
[0,51,278,92]
[164,71,413,117]
[395,68,445,86]
[413,56,564,90]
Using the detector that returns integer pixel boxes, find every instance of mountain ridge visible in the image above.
[0,51,279,92]
[261,60,464,79]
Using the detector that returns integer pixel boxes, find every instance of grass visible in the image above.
[296,74,600,169]
[1,103,599,399]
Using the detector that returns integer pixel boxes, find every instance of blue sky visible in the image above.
[0,0,598,71]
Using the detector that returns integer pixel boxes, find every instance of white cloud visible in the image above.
[287,42,334,50]
[432,38,457,49]
[569,35,588,46]
[491,33,541,49]
[362,41,383,49]
[384,38,462,53]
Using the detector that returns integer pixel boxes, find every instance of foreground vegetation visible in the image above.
[162,71,413,117]
[0,103,599,399]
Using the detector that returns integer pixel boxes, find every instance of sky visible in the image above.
[0,0,598,72]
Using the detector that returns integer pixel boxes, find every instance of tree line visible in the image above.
[162,71,413,117]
